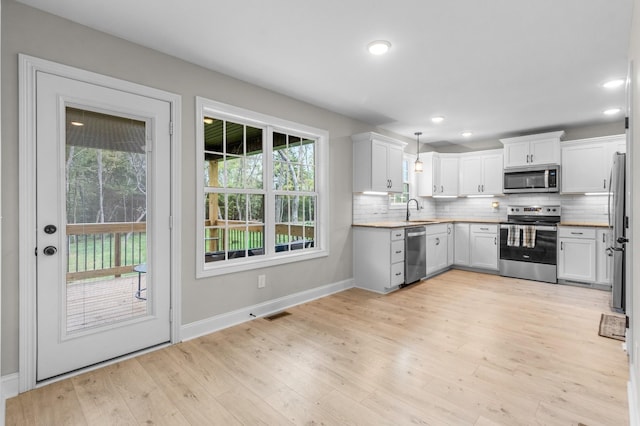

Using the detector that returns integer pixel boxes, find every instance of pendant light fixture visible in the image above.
[414,132,423,173]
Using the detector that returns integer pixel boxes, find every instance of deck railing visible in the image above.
[66,222,146,281]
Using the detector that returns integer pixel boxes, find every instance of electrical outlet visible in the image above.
[258,274,266,289]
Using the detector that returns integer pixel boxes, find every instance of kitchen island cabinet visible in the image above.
[353,227,405,293]
[454,223,470,266]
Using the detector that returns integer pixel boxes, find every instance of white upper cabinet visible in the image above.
[417,153,459,197]
[500,131,564,168]
[561,134,626,194]
[352,132,407,193]
[459,149,503,195]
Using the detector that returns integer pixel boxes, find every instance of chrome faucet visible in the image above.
[406,198,420,221]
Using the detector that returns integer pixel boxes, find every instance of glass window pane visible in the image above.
[226,193,246,222]
[273,160,290,190]
[301,139,315,167]
[300,165,315,191]
[228,226,248,258]
[249,194,264,223]
[226,122,244,155]
[204,118,223,153]
[224,156,243,189]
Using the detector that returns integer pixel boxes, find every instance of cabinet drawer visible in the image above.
[390,229,405,241]
[470,224,497,234]
[558,227,596,239]
[391,240,404,263]
[390,262,405,286]
[425,223,448,235]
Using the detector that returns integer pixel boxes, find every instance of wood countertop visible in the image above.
[353,218,502,229]
[559,222,609,228]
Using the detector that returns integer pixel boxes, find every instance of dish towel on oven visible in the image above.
[522,225,536,248]
[507,225,520,247]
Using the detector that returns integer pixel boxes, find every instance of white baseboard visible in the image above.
[630,364,640,426]
[181,278,354,341]
[2,373,19,400]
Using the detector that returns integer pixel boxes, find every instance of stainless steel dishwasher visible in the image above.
[404,226,426,285]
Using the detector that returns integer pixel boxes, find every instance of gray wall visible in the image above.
[1,0,368,375]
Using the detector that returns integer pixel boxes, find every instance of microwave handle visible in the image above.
[544,169,549,188]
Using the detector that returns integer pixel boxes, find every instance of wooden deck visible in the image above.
[66,274,147,333]
[7,270,630,425]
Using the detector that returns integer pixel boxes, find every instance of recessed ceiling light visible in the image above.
[603,79,624,89]
[70,121,84,127]
[367,40,391,55]
[461,131,473,137]
[603,108,622,116]
[431,116,445,124]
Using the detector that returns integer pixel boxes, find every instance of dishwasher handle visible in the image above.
[406,231,426,238]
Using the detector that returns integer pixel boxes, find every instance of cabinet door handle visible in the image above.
[526,154,530,163]
[561,241,564,250]
[482,184,485,192]
[480,227,489,230]
[530,154,533,163]
[604,179,606,189]
[395,272,402,276]
[395,250,402,254]
[477,185,481,193]
[494,237,497,245]
[436,237,440,245]
[603,233,606,243]
[433,185,436,192]
[441,185,444,193]
[447,227,451,234]
[571,232,583,235]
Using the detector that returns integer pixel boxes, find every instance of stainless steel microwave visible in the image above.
[503,166,559,193]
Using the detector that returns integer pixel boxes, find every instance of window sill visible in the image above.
[196,248,329,278]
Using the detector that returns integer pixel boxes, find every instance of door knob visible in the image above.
[617,236,629,244]
[43,246,57,256]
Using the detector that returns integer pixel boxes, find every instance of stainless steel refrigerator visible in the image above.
[608,152,627,313]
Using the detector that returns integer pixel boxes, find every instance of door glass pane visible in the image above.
[65,107,148,333]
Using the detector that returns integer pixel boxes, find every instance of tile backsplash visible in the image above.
[353,193,610,224]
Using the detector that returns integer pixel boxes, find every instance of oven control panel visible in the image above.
[507,205,561,216]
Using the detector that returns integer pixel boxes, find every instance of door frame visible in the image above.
[18,54,182,392]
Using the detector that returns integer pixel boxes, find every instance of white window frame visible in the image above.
[196,97,329,277]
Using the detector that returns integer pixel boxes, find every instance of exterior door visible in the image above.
[36,71,171,381]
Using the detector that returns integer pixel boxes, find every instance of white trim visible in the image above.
[18,54,182,392]
[630,365,640,426]
[181,278,354,341]
[1,374,19,401]
[195,96,330,278]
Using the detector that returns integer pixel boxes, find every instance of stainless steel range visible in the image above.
[499,205,561,283]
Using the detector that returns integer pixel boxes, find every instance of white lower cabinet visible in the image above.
[557,227,596,283]
[596,228,613,285]
[426,224,448,275]
[446,223,454,266]
[354,227,405,293]
[454,223,470,266]
[470,224,498,270]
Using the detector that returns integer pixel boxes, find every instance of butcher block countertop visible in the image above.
[559,222,609,228]
[353,218,502,229]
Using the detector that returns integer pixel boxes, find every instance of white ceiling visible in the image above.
[17,0,633,148]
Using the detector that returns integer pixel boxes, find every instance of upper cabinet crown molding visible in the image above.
[500,130,564,168]
[352,132,407,193]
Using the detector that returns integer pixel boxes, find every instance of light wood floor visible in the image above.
[6,270,629,425]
